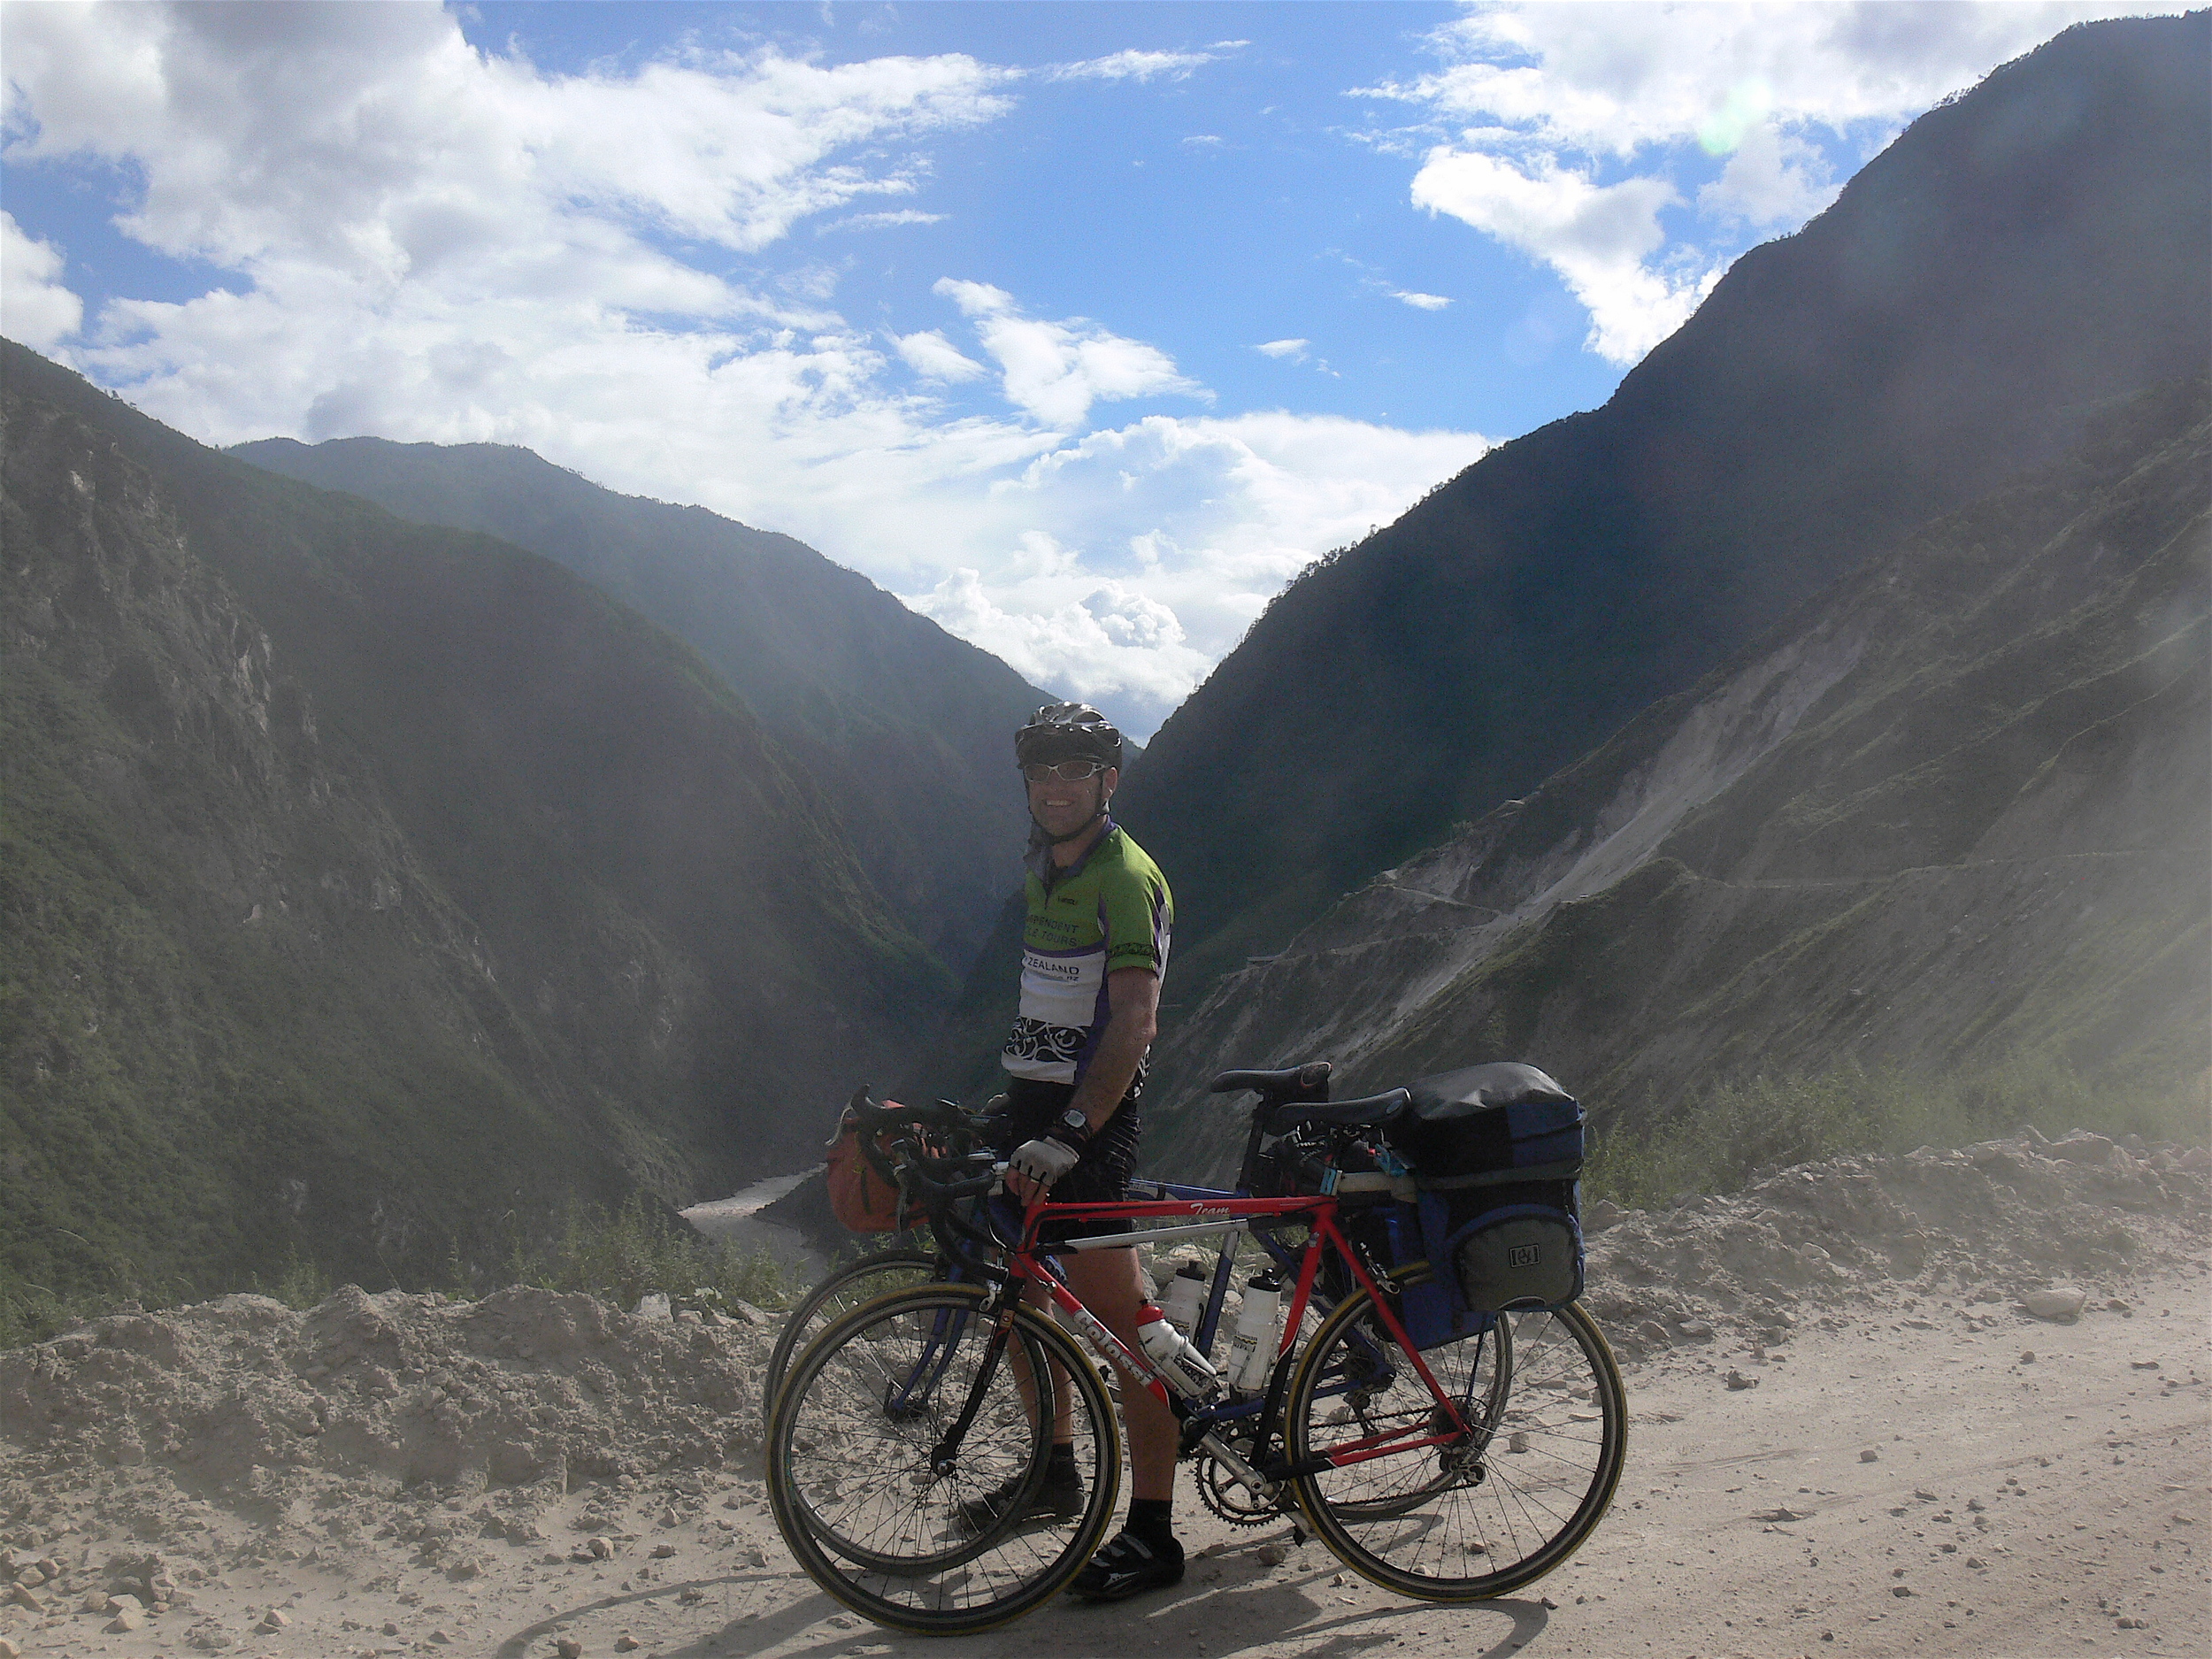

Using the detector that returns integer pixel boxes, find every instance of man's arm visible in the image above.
[1067,966,1160,1130]
[1006,967,1159,1202]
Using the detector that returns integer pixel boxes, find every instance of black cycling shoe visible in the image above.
[952,1459,1085,1537]
[1068,1529,1186,1601]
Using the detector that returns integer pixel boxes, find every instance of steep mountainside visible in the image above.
[1119,12,2210,995]
[1144,380,2209,1184]
[229,437,1055,972]
[1,342,944,1308]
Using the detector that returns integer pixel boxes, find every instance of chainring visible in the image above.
[1194,1449,1293,1528]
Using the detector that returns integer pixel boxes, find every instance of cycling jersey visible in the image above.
[1002,819,1172,1087]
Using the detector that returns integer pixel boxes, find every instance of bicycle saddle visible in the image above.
[1263,1088,1412,1132]
[1210,1061,1332,1097]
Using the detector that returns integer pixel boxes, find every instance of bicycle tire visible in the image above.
[778,1294,1055,1577]
[767,1284,1122,1635]
[1286,1282,1625,1601]
[761,1248,940,1427]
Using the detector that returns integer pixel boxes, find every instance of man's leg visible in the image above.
[1063,1241,1186,1601]
[1060,1244,1178,1501]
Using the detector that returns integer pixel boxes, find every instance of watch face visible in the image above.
[1059,1108,1088,1133]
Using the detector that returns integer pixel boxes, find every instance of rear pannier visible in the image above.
[1383,1062,1585,1313]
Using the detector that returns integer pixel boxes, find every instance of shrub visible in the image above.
[1586,1055,2205,1210]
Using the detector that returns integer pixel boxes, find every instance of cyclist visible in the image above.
[979,701,1185,1602]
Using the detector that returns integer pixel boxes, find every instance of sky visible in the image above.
[0,1,2182,739]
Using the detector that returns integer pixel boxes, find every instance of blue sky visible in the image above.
[0,1,2177,737]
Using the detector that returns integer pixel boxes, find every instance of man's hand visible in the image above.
[1008,1135,1081,1200]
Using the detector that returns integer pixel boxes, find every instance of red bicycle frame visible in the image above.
[994,1187,1478,1483]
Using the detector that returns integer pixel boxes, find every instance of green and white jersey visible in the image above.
[1002,820,1173,1087]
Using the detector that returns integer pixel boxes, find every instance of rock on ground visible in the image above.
[0,1137,2204,1657]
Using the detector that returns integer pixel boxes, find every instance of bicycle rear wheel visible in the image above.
[768,1284,1121,1635]
[1286,1281,1625,1601]
[761,1248,939,1427]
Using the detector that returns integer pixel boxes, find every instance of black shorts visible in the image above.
[995,1077,1141,1246]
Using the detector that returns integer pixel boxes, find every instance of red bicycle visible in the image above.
[764,1064,1627,1635]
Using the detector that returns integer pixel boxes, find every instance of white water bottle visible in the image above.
[1160,1262,1208,1339]
[1226,1271,1285,1393]
[1136,1302,1222,1399]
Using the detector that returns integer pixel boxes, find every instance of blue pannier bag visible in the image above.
[1384,1062,1586,1316]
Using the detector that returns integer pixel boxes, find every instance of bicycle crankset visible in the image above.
[1194,1448,1294,1528]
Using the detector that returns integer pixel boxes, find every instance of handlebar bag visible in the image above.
[825,1103,910,1233]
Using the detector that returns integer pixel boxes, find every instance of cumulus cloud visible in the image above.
[1,212,82,349]
[905,411,1490,731]
[1369,0,2185,365]
[933,278,1204,428]
[0,2,1484,741]
[3,3,1010,280]
[895,328,987,381]
[1389,288,1451,311]
[1255,338,1309,360]
[1410,150,1705,361]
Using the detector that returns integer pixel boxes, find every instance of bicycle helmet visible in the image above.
[1015,703,1124,771]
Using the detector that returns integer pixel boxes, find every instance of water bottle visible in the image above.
[1225,1271,1285,1393]
[1135,1302,1222,1399]
[1160,1262,1208,1339]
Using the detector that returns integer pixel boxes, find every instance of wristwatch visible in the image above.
[1054,1106,1093,1144]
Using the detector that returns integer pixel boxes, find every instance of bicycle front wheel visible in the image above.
[761,1247,940,1427]
[767,1284,1122,1635]
[1286,1282,1625,1601]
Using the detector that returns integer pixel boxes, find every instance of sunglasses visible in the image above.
[1021,758,1108,783]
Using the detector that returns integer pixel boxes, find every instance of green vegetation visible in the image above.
[4,342,945,1324]
[500,1194,792,1315]
[231,433,1048,974]
[1586,1056,2207,1211]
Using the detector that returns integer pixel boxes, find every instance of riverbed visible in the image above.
[680,1166,828,1280]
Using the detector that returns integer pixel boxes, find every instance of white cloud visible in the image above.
[820,209,949,234]
[2,2,1013,279]
[933,278,1204,428]
[1255,338,1309,360]
[1411,149,1706,362]
[1366,1,2186,365]
[895,327,987,381]
[0,2,1486,741]
[1390,288,1451,311]
[1696,122,1836,228]
[1048,49,1222,83]
[1378,2,2175,157]
[904,411,1492,730]
[1,212,82,349]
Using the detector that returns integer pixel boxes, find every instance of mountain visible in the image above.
[228,437,1056,972]
[1118,12,2211,999]
[1,341,945,1309]
[1143,378,2209,1184]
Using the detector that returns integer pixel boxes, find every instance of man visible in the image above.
[988,702,1184,1602]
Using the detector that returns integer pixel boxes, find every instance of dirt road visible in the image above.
[3,1137,2204,1659]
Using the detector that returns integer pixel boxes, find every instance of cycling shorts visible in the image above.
[995,1077,1141,1246]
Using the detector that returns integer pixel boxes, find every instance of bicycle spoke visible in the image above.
[769,1286,1121,1634]
[1287,1291,1625,1600]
